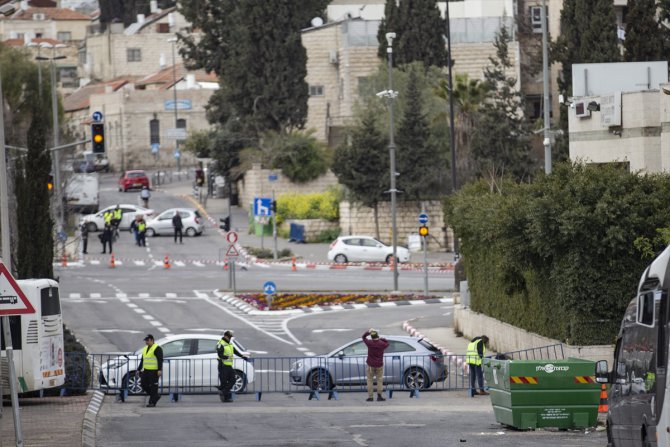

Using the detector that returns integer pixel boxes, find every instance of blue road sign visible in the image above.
[263,281,277,295]
[254,197,272,216]
[57,231,68,242]
[418,213,429,225]
[151,143,159,154]
[268,173,278,182]
[174,150,181,159]
[92,111,103,122]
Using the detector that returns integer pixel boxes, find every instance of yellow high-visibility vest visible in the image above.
[142,344,160,370]
[217,339,234,366]
[466,339,485,366]
[113,209,122,220]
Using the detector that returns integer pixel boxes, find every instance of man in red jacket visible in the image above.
[362,329,389,402]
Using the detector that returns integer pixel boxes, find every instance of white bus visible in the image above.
[1,279,65,395]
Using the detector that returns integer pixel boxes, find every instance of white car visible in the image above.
[81,204,154,232]
[99,334,254,394]
[327,236,411,264]
[146,208,205,237]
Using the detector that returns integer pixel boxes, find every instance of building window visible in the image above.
[57,66,78,88]
[127,48,142,62]
[150,119,160,145]
[176,118,186,143]
[309,85,324,97]
[57,31,72,41]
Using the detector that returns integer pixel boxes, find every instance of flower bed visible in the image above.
[237,293,434,311]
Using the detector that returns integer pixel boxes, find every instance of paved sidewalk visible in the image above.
[1,393,92,447]
[157,178,457,265]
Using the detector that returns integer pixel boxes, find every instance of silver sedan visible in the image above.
[145,208,205,237]
[289,336,447,391]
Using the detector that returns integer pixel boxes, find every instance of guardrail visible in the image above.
[61,345,565,401]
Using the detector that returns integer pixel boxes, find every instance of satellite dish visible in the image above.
[311,17,324,27]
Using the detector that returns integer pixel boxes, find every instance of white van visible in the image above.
[65,173,99,214]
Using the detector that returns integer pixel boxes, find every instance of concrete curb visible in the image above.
[214,289,453,315]
[82,390,104,447]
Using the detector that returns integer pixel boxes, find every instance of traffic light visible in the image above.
[47,174,54,191]
[91,123,105,153]
[271,200,277,214]
[419,225,429,237]
[220,216,230,232]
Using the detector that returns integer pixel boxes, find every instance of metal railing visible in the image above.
[500,344,565,361]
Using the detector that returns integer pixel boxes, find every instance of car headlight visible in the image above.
[291,361,303,370]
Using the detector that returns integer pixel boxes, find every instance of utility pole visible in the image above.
[385,32,399,292]
[542,0,552,174]
[445,0,459,256]
[168,38,181,176]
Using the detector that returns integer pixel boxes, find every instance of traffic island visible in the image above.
[235,292,447,311]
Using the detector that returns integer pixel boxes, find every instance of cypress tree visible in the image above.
[377,0,402,62]
[624,0,664,61]
[580,0,621,63]
[396,67,441,199]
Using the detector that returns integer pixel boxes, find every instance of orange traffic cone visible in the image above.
[224,257,229,271]
[164,255,171,269]
[598,384,608,413]
[109,253,116,269]
[61,253,68,267]
[291,256,297,272]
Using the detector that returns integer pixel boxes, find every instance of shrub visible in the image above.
[245,246,294,259]
[268,130,329,183]
[277,188,341,222]
[445,163,670,345]
[314,228,341,243]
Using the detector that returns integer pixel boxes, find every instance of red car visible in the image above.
[118,170,150,192]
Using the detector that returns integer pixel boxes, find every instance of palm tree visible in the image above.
[435,73,489,184]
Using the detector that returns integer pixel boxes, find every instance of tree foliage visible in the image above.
[378,0,447,68]
[99,0,176,27]
[179,0,328,134]
[624,0,666,62]
[265,131,329,183]
[445,163,670,345]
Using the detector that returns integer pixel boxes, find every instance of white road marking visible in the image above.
[193,290,209,299]
[90,260,100,265]
[203,297,293,346]
[174,261,185,267]
[127,303,138,308]
[90,293,102,298]
[142,315,154,320]
[133,308,146,314]
[193,261,205,267]
[157,327,170,333]
[153,261,163,267]
[149,321,162,327]
[305,352,316,356]
[116,293,128,298]
[312,329,352,334]
[166,293,177,298]
[134,260,145,266]
[63,299,107,304]
[247,350,268,355]
[119,298,130,303]
[443,312,452,317]
[94,329,142,334]
[352,434,368,447]
[349,424,425,429]
[69,293,81,298]
[296,347,309,352]
[139,293,150,298]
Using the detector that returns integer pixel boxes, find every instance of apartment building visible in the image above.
[0,2,90,43]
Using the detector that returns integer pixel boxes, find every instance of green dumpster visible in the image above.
[482,358,600,429]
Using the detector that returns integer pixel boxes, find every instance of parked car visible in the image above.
[145,208,205,237]
[90,153,110,173]
[99,334,254,394]
[118,170,150,192]
[81,204,154,232]
[327,236,411,264]
[289,336,446,391]
[72,158,96,173]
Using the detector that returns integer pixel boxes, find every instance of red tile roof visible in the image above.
[3,37,62,47]
[63,78,134,112]
[136,64,218,90]
[7,7,91,21]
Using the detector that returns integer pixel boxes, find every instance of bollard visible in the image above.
[164,255,171,269]
[61,253,68,267]
[109,253,116,269]
[291,256,297,272]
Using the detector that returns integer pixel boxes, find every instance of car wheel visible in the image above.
[185,227,197,237]
[334,254,347,264]
[232,370,247,393]
[146,228,156,237]
[404,367,430,390]
[123,372,143,395]
[308,369,333,391]
[86,222,98,233]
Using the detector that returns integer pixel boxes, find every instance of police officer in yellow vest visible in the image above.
[466,335,489,397]
[216,331,248,402]
[103,210,113,226]
[111,205,123,229]
[136,334,163,407]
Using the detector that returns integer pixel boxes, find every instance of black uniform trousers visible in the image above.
[218,363,235,400]
[141,370,161,405]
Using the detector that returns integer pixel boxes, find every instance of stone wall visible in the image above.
[339,200,453,252]
[236,164,339,211]
[453,305,614,364]
[283,219,340,242]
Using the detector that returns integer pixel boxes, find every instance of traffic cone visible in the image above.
[61,253,68,267]
[598,384,608,413]
[224,257,229,271]
[291,256,297,272]
[164,255,171,269]
[109,253,116,269]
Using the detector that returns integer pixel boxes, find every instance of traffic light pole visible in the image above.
[272,189,277,260]
[423,235,428,297]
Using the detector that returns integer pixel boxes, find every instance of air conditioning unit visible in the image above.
[574,101,591,118]
[530,6,544,34]
[329,50,338,65]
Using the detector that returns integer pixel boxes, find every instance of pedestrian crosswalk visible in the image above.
[62,290,218,300]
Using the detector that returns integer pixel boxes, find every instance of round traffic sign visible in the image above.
[92,111,103,122]
[226,231,238,244]
[263,281,277,295]
[418,213,429,225]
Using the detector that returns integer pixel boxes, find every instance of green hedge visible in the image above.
[445,163,670,345]
[277,189,341,222]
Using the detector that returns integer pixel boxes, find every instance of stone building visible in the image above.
[0,2,91,43]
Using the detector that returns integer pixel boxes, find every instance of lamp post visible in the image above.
[167,37,181,176]
[444,0,459,257]
[37,43,66,254]
[380,32,399,292]
[541,0,552,174]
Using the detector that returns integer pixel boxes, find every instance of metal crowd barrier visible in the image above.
[500,344,565,361]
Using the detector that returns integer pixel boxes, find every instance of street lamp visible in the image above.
[379,32,400,292]
[37,42,67,251]
[167,37,181,176]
